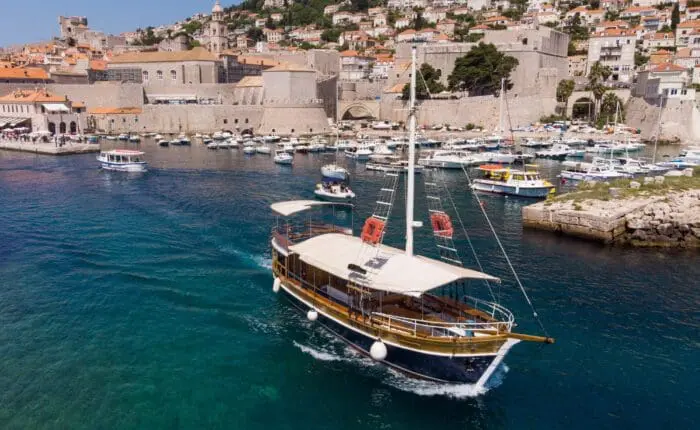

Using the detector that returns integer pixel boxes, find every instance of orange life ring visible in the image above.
[430,212,454,238]
[361,217,385,245]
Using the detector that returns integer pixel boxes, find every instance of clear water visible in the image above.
[0,144,697,429]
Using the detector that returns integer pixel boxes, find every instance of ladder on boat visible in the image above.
[369,170,401,226]
[424,172,463,266]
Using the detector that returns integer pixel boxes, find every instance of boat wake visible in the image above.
[293,333,507,399]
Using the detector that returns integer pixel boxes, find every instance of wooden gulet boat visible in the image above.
[269,48,553,389]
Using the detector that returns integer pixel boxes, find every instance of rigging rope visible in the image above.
[436,169,498,304]
[460,164,550,337]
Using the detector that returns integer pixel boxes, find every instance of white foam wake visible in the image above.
[293,341,349,362]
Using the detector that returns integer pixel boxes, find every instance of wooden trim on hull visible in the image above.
[273,266,508,357]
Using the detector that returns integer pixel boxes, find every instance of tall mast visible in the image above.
[406,46,417,257]
[499,78,505,133]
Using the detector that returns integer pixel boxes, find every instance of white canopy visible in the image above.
[289,233,499,297]
[42,103,69,112]
[270,200,352,217]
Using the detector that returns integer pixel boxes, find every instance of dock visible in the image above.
[0,140,100,155]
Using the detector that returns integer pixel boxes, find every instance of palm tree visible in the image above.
[587,61,612,120]
[556,79,575,117]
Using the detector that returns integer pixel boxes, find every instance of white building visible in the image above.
[587,29,636,83]
[635,63,694,100]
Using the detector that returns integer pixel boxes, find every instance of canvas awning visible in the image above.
[0,117,30,128]
[270,200,352,216]
[288,233,500,297]
[42,103,69,112]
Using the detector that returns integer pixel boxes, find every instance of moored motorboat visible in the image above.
[256,145,272,154]
[158,139,169,147]
[314,182,356,201]
[471,165,555,198]
[321,164,349,181]
[274,149,293,165]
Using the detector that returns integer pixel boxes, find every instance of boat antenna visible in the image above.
[405,45,417,257]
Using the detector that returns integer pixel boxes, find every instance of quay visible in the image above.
[0,140,100,155]
[522,170,700,248]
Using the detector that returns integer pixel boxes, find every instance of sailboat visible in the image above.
[269,48,553,388]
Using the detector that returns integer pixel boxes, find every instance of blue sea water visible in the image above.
[0,144,698,429]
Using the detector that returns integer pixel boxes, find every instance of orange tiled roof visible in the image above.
[87,107,142,115]
[0,89,65,103]
[0,67,49,80]
[651,63,687,72]
[340,50,359,57]
[89,60,107,71]
[110,47,217,64]
[678,19,700,28]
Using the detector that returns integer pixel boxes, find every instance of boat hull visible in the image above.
[278,282,505,384]
[99,161,147,172]
[314,189,355,201]
[472,180,552,198]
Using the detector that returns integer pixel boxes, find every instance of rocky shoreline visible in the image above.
[522,188,700,249]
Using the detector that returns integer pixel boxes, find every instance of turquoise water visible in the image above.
[0,145,698,429]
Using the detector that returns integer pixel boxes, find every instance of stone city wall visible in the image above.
[144,83,239,104]
[379,93,558,129]
[257,103,331,135]
[625,96,700,142]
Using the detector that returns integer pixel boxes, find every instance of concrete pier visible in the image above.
[0,140,100,155]
[523,189,700,248]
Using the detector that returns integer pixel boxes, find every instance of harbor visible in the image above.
[0,140,698,429]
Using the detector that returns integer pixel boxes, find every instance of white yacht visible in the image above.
[418,150,483,169]
[560,160,631,182]
[274,149,293,165]
[97,150,147,172]
[345,145,373,161]
[535,144,576,160]
[472,165,555,198]
[321,164,349,181]
[256,145,272,155]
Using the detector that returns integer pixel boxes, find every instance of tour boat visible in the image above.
[97,149,147,172]
[269,50,553,389]
[321,164,349,181]
[274,149,293,165]
[314,182,356,201]
[471,165,555,198]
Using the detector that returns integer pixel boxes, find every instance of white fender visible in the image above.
[307,309,318,321]
[370,340,387,361]
[273,277,281,293]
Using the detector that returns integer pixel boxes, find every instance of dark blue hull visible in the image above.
[280,285,497,384]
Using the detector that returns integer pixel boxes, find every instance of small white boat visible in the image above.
[97,149,147,172]
[345,145,373,161]
[256,145,272,154]
[485,152,517,164]
[264,134,281,143]
[321,164,349,180]
[154,134,164,140]
[207,142,219,150]
[560,160,631,182]
[535,144,574,160]
[366,160,424,174]
[117,134,129,141]
[418,150,484,169]
[106,135,117,141]
[212,132,224,140]
[158,139,169,147]
[128,135,141,142]
[314,182,355,201]
[178,134,191,145]
[243,146,256,155]
[274,150,293,165]
[471,165,554,198]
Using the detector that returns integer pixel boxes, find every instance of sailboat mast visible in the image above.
[406,46,417,257]
[499,78,505,133]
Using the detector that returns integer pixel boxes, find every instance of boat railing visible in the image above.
[272,221,352,250]
[372,310,513,338]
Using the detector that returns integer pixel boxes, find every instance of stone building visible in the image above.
[587,29,636,83]
[58,16,88,40]
[107,47,222,86]
[208,1,228,53]
[0,89,85,134]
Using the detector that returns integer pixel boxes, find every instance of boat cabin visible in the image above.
[99,150,144,163]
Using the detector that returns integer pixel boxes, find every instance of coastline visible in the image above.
[0,139,100,155]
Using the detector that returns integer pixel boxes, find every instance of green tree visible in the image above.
[247,27,264,43]
[671,4,680,31]
[556,79,576,116]
[321,28,341,43]
[565,13,589,41]
[447,43,519,95]
[402,63,446,100]
[635,52,649,68]
[599,92,625,125]
[659,24,673,33]
[413,9,428,30]
[587,61,612,119]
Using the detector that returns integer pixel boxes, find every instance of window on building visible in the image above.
[681,89,688,95]
[143,71,149,81]
[671,89,678,95]
[171,70,177,81]
[234,118,238,124]
[245,118,249,123]
[223,119,228,124]
[157,70,163,80]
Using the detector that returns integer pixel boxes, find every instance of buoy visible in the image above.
[370,340,387,361]
[273,277,281,293]
[307,309,318,321]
